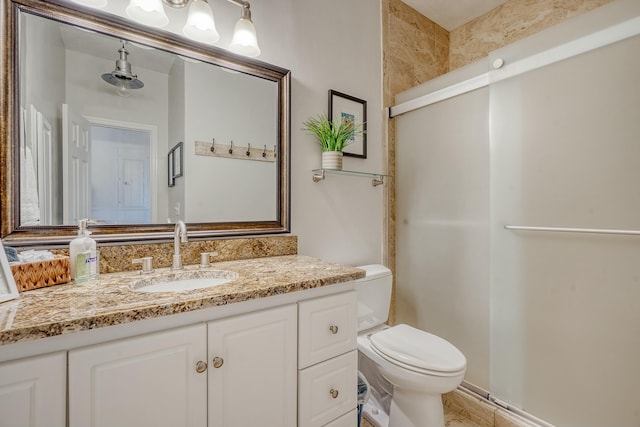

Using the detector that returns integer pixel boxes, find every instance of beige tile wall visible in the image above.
[382,0,449,102]
[449,0,615,70]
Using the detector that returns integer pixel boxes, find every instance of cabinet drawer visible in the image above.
[298,350,357,427]
[298,291,357,368]
[323,409,357,427]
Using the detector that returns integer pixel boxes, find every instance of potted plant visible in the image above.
[303,114,364,170]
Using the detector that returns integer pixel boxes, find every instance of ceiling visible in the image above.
[57,18,178,74]
[401,0,510,31]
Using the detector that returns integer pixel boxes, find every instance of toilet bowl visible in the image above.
[355,265,466,427]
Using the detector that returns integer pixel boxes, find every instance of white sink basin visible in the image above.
[130,270,238,293]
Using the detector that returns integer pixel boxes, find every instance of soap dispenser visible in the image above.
[69,219,99,282]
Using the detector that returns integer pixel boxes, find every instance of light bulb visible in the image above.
[229,16,260,57]
[126,0,169,28]
[183,0,219,44]
[115,81,132,98]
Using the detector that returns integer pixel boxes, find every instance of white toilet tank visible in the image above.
[355,264,393,333]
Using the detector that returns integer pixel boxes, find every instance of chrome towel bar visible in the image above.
[504,225,640,236]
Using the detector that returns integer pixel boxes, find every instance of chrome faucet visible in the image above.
[172,220,188,270]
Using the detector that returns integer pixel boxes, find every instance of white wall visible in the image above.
[274,0,384,265]
[97,0,385,265]
[183,63,277,223]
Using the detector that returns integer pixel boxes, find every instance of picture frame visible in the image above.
[329,89,367,158]
[0,241,19,303]
[167,141,184,187]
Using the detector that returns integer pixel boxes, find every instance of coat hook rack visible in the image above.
[195,140,276,163]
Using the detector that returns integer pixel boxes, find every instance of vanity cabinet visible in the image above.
[0,352,66,427]
[68,305,297,427]
[0,262,362,427]
[298,291,358,427]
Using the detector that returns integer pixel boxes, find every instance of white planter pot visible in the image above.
[322,151,343,170]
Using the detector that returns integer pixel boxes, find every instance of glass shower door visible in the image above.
[489,33,640,426]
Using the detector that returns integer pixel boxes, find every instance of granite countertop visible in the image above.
[0,255,365,346]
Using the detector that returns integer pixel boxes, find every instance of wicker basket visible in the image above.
[10,256,71,292]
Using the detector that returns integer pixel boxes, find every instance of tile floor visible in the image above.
[360,388,539,427]
[360,409,475,427]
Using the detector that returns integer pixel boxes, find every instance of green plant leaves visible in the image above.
[302,114,365,152]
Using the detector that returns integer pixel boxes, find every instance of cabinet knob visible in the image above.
[330,388,339,399]
[329,325,339,335]
[195,360,208,373]
[212,356,224,368]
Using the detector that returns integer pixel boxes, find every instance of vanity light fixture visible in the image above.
[71,0,261,56]
[124,0,260,57]
[101,41,145,97]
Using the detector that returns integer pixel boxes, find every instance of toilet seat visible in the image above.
[369,324,466,376]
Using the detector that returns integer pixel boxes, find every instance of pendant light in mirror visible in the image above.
[101,41,145,97]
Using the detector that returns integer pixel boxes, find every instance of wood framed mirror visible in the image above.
[0,0,290,246]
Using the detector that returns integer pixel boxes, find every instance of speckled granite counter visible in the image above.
[0,255,364,346]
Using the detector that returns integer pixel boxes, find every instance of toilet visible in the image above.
[355,265,466,427]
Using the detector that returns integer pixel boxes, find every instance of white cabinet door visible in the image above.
[208,304,297,427]
[69,324,207,427]
[0,352,66,427]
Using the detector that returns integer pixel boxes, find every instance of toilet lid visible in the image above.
[370,324,466,373]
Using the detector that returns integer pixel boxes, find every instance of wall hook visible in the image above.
[210,138,215,152]
[273,145,277,158]
[246,143,251,157]
[228,140,234,155]
[262,145,267,158]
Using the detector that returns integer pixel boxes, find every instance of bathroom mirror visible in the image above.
[0,0,290,245]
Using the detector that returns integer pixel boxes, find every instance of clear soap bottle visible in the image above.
[69,219,99,282]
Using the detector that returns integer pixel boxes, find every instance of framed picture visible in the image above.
[0,241,19,303]
[168,141,184,187]
[329,89,367,158]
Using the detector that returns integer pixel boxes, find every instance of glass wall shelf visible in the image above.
[311,169,390,186]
